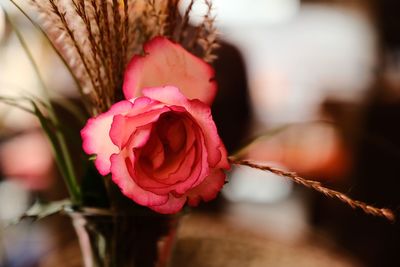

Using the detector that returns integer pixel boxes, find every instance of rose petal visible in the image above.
[110,106,170,149]
[137,135,210,196]
[141,133,165,169]
[123,37,217,105]
[186,99,230,169]
[149,194,187,214]
[157,145,196,184]
[162,115,186,152]
[134,115,210,194]
[110,153,168,206]
[136,112,191,183]
[126,97,166,116]
[187,169,226,206]
[143,86,230,169]
[81,100,133,175]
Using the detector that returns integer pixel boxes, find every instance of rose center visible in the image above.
[139,112,189,176]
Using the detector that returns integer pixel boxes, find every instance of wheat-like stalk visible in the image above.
[164,0,180,39]
[29,0,103,113]
[197,0,219,63]
[177,0,194,43]
[230,158,395,222]
[17,0,219,114]
[177,0,220,62]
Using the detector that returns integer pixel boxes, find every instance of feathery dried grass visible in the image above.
[196,0,219,63]
[176,0,219,62]
[19,0,219,114]
[231,158,395,222]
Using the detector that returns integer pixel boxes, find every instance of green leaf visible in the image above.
[2,4,82,204]
[89,155,97,161]
[31,101,81,204]
[23,199,71,220]
[0,95,35,114]
[31,101,67,176]
[7,199,72,226]
[53,98,88,125]
[0,96,82,204]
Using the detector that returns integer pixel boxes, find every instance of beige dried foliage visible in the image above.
[195,0,220,63]
[20,0,219,114]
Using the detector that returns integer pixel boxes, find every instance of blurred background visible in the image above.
[1,0,400,266]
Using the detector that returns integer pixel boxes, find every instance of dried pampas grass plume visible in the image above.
[15,0,219,115]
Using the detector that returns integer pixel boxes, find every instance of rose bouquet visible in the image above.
[0,0,394,266]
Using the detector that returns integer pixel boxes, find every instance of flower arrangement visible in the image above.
[81,36,229,214]
[0,0,395,266]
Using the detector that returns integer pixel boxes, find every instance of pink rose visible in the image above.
[81,37,229,214]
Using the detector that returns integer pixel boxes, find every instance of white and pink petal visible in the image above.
[149,194,187,214]
[143,86,229,169]
[123,37,217,105]
[187,169,226,207]
[110,106,170,149]
[81,100,133,175]
[110,153,169,206]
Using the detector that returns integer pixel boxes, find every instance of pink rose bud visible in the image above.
[81,37,229,214]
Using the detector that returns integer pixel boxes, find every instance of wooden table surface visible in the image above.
[2,204,361,267]
[170,211,360,267]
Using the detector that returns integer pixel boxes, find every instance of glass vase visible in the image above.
[67,207,179,267]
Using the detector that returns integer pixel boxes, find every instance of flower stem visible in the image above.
[56,130,82,204]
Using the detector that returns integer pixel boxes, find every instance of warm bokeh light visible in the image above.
[0,131,54,190]
[180,0,300,26]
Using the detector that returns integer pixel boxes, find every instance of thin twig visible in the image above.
[230,158,395,222]
[0,98,35,114]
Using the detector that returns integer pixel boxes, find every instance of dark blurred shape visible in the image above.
[374,0,400,51]
[211,41,252,153]
[195,40,251,212]
[312,1,400,266]
[313,96,400,267]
